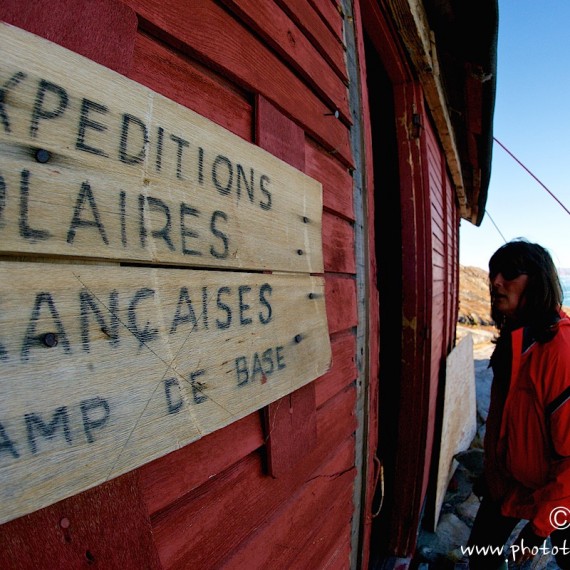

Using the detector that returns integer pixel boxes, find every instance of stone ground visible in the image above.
[413,330,560,570]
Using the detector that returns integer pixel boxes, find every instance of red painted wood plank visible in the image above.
[309,0,345,45]
[315,331,357,407]
[255,95,318,477]
[152,387,357,569]
[264,382,318,477]
[0,472,161,570]
[123,0,353,167]
[220,0,350,123]
[139,412,264,516]
[129,31,253,141]
[306,140,355,221]
[290,486,354,568]
[323,211,356,273]
[325,274,357,334]
[275,0,347,83]
[219,438,355,568]
[0,0,137,75]
[255,96,305,169]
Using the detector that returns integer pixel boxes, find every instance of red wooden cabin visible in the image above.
[0,0,497,568]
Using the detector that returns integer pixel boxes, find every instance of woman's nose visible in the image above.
[491,273,503,288]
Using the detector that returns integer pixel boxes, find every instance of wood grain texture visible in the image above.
[129,32,253,141]
[0,23,323,273]
[221,0,350,123]
[0,262,331,524]
[124,0,353,167]
[0,471,161,570]
[0,0,137,75]
[151,386,357,569]
[432,335,476,529]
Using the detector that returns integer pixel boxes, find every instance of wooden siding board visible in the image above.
[306,140,355,221]
[219,438,355,568]
[293,487,354,569]
[323,212,356,274]
[129,31,253,140]
[325,275,358,334]
[0,0,137,75]
[0,472,161,570]
[315,332,357,407]
[220,0,350,123]
[139,413,264,516]
[309,0,345,45]
[151,387,357,569]
[275,0,348,83]
[124,0,353,167]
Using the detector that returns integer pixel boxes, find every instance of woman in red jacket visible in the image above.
[467,239,570,569]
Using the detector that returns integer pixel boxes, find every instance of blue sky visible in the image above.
[459,0,570,270]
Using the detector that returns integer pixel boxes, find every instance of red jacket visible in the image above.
[484,311,570,537]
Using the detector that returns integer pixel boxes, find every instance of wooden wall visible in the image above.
[0,0,365,568]
[0,0,468,567]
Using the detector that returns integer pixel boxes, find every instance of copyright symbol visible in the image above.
[550,506,570,530]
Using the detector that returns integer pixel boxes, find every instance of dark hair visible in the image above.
[489,238,562,340]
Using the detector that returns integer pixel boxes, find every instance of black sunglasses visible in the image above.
[490,264,528,281]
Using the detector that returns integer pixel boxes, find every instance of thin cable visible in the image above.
[494,137,570,217]
[485,210,507,243]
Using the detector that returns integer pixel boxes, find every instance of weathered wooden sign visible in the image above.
[0,24,331,525]
[0,23,323,273]
[0,264,330,524]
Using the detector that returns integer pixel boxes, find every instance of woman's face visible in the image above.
[490,272,529,320]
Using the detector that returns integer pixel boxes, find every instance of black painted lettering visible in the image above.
[235,356,248,386]
[212,155,233,195]
[0,422,19,459]
[210,210,229,259]
[170,134,189,179]
[119,113,148,165]
[145,196,175,251]
[170,286,198,334]
[30,79,69,138]
[259,174,272,210]
[80,397,110,444]
[128,288,158,348]
[190,369,207,404]
[276,346,286,370]
[25,407,71,454]
[138,194,147,247]
[259,283,273,324]
[180,203,201,256]
[164,378,183,414]
[216,286,232,329]
[202,286,209,330]
[67,181,109,245]
[19,169,51,240]
[0,71,26,134]
[261,348,275,375]
[155,126,164,172]
[75,98,108,156]
[236,165,255,203]
[251,352,264,382]
[0,173,5,224]
[198,147,204,184]
[21,292,71,362]
[238,285,252,326]
[120,190,127,247]
[80,289,119,352]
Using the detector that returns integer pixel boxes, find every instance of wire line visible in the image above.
[494,137,570,217]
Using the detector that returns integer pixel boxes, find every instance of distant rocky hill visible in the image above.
[458,265,492,326]
[458,265,570,327]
